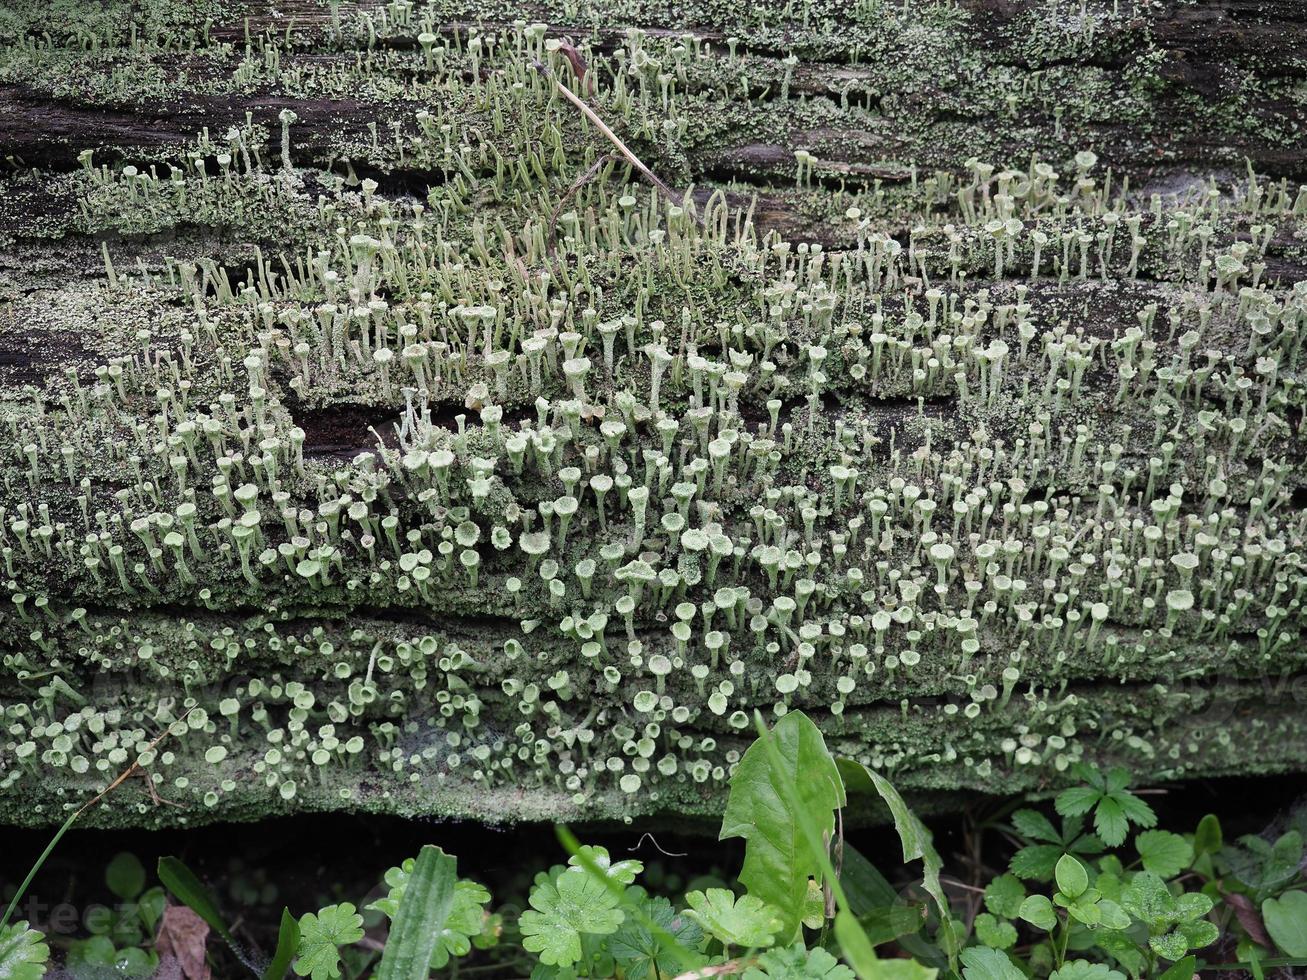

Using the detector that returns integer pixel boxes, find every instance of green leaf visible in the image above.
[1193,816,1222,858]
[838,760,958,972]
[367,860,490,969]
[744,942,856,980]
[608,895,704,980]
[1018,895,1056,931]
[1097,899,1131,931]
[722,712,845,938]
[1093,798,1128,849]
[157,857,235,946]
[838,845,950,973]
[520,870,623,966]
[1157,955,1196,980]
[294,904,363,980]
[1010,845,1062,881]
[1094,930,1147,976]
[1055,855,1088,900]
[959,946,1023,980]
[1136,831,1193,879]
[1262,890,1307,957]
[1011,810,1059,844]
[973,913,1017,950]
[106,853,146,900]
[261,909,300,980]
[567,846,643,886]
[375,845,457,980]
[983,875,1026,919]
[137,888,166,933]
[859,905,927,946]
[1121,871,1173,927]
[0,921,49,980]
[1148,931,1190,962]
[1055,786,1101,819]
[684,889,782,948]
[1049,960,1126,980]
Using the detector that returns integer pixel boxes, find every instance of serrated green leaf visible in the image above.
[294,904,363,980]
[1262,891,1307,957]
[0,921,49,980]
[1055,787,1101,819]
[1011,810,1059,844]
[983,875,1026,919]
[974,913,1017,950]
[1049,960,1126,980]
[1093,798,1128,849]
[684,889,782,949]
[959,946,1023,980]
[743,942,856,980]
[1136,831,1193,879]
[1010,845,1061,881]
[722,712,845,938]
[520,870,623,967]
[608,895,704,980]
[375,845,457,980]
[566,846,643,886]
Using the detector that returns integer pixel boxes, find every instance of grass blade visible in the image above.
[375,845,457,980]
[261,908,300,980]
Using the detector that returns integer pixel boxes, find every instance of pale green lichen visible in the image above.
[0,6,1305,830]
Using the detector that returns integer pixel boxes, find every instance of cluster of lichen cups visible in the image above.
[1,15,1305,825]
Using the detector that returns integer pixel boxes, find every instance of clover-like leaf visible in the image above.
[609,894,704,980]
[566,846,643,886]
[294,904,363,980]
[0,922,50,980]
[1136,831,1193,879]
[743,942,855,980]
[1148,930,1191,962]
[520,869,623,967]
[685,889,783,948]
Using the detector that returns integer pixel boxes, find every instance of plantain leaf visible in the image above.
[721,711,845,939]
[375,846,458,980]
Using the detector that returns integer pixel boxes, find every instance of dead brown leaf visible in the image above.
[155,904,212,980]
[1222,889,1272,949]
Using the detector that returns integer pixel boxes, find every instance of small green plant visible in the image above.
[64,852,164,976]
